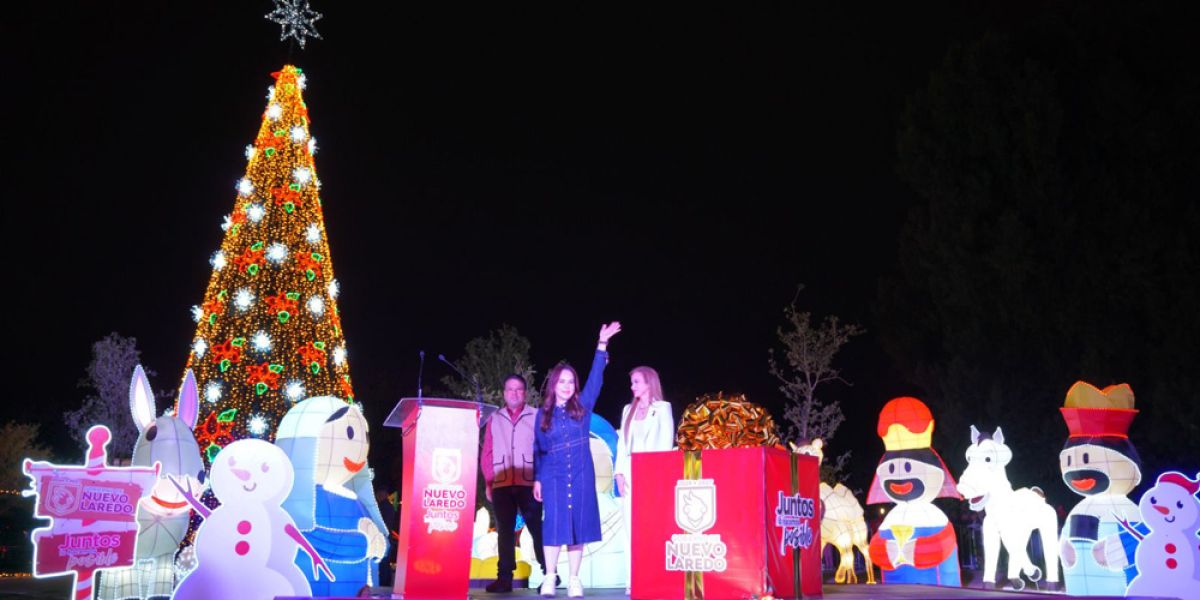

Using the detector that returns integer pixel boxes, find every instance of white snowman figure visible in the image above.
[1124,471,1200,599]
[168,439,333,600]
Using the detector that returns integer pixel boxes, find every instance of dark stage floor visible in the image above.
[0,577,1157,600]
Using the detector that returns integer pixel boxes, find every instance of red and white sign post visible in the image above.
[23,425,159,600]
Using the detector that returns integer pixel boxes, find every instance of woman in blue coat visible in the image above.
[534,321,622,598]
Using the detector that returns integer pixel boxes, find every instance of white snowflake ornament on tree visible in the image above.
[266,0,324,49]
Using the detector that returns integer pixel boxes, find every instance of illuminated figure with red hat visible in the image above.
[867,397,962,586]
[1121,471,1200,599]
[1057,381,1142,596]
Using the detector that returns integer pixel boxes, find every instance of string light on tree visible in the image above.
[307,137,317,155]
[266,243,288,264]
[285,380,305,402]
[234,288,254,311]
[245,145,256,160]
[193,338,208,359]
[181,65,357,462]
[237,178,254,196]
[247,204,265,223]
[248,414,269,436]
[205,382,222,403]
[252,331,272,352]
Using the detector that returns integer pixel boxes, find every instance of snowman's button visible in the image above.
[238,520,252,535]
[236,541,250,556]
[1166,558,1178,570]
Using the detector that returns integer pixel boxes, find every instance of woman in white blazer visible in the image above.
[614,366,675,594]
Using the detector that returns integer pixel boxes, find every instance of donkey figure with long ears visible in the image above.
[957,425,1060,591]
[97,366,206,600]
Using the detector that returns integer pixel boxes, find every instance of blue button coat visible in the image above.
[534,350,607,546]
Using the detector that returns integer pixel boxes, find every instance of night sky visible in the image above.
[3,3,1128,488]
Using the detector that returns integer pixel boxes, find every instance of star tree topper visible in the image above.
[266,0,324,49]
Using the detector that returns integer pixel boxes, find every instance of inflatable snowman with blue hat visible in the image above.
[1057,381,1142,596]
[276,396,389,596]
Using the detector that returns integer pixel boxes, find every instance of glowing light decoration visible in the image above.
[1122,471,1200,599]
[307,295,324,317]
[1057,381,1142,596]
[191,305,204,323]
[867,397,962,586]
[297,74,307,89]
[181,66,358,464]
[245,145,256,160]
[97,366,205,599]
[792,438,876,585]
[237,178,253,196]
[307,137,317,155]
[285,380,305,402]
[193,337,208,359]
[170,439,327,598]
[290,125,306,143]
[277,397,388,595]
[327,279,339,299]
[246,204,265,223]
[957,426,1060,590]
[267,242,289,264]
[267,86,276,100]
[210,250,226,271]
[205,381,222,404]
[234,288,254,311]
[265,0,324,49]
[248,414,269,436]
[332,345,346,367]
[22,425,159,600]
[221,215,233,231]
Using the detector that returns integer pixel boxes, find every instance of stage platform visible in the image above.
[0,577,1156,599]
[289,583,1138,599]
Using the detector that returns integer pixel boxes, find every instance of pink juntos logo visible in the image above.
[675,479,717,534]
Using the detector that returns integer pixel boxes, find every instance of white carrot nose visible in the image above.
[231,467,252,481]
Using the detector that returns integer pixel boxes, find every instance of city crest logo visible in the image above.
[666,478,727,572]
[675,479,717,533]
[431,448,462,485]
[45,478,82,517]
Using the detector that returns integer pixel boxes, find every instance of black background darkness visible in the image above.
[5,3,1049,489]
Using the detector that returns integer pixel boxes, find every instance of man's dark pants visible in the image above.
[492,485,546,582]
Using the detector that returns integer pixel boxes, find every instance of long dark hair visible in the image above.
[541,362,584,432]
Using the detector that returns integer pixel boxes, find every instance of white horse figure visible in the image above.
[957,425,1060,590]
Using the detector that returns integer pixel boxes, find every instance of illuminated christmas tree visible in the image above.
[182,65,354,462]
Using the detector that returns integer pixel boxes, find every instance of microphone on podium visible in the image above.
[437,354,483,404]
[417,350,425,399]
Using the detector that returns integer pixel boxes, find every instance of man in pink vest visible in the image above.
[482,374,546,592]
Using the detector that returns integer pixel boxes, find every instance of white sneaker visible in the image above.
[540,578,556,597]
[567,576,584,598]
